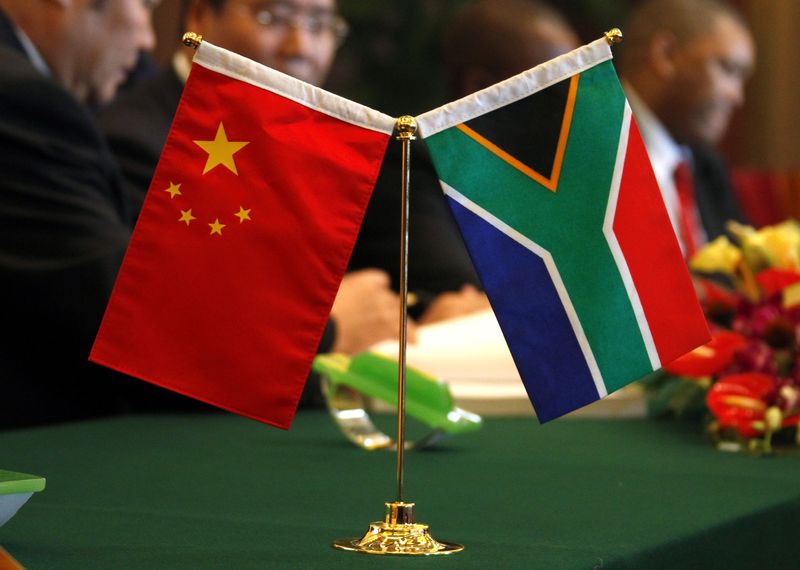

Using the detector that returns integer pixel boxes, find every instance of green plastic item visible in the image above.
[0,470,45,528]
[0,470,45,496]
[313,352,482,435]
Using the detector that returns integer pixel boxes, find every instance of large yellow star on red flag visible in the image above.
[194,122,249,175]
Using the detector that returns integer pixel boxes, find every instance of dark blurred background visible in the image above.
[154,0,636,115]
[151,0,800,221]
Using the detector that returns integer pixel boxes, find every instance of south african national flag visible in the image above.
[417,38,710,422]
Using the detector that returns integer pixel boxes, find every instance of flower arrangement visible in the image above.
[646,220,800,454]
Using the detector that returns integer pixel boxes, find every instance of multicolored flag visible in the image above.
[417,38,710,422]
[91,42,395,429]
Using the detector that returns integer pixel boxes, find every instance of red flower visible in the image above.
[707,373,800,437]
[697,279,739,324]
[756,268,800,297]
[698,279,739,307]
[665,330,746,377]
[707,373,775,437]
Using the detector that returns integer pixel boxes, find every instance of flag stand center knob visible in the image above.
[396,116,417,140]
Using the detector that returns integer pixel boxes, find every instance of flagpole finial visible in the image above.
[396,116,417,141]
[605,28,623,46]
[182,32,203,50]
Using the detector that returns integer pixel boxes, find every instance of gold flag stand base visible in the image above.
[333,502,463,555]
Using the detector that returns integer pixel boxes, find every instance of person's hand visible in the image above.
[330,269,414,354]
[418,284,490,325]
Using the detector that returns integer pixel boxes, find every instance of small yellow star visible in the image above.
[194,122,249,175]
[164,182,182,198]
[209,218,226,236]
[178,209,196,226]
[234,206,252,223]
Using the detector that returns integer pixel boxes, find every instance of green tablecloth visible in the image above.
[0,411,797,568]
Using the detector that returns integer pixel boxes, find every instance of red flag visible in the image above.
[91,43,395,429]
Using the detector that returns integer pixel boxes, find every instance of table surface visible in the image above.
[0,411,798,569]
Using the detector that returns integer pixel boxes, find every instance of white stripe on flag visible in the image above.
[194,42,397,135]
[441,181,608,399]
[603,102,661,370]
[416,38,612,138]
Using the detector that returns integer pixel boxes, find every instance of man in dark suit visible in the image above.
[0,0,158,428]
[618,0,756,256]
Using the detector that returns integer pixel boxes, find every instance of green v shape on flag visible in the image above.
[90,41,396,429]
[417,37,710,422]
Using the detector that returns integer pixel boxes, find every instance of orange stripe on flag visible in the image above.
[549,74,580,190]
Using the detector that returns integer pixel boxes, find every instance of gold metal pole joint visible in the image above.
[393,114,416,504]
[396,116,417,141]
[605,28,623,46]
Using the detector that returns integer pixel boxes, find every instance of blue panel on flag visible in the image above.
[447,196,600,421]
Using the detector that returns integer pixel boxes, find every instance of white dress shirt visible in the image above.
[12,24,50,77]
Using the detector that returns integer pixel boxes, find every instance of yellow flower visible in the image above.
[689,236,742,275]
[741,220,800,270]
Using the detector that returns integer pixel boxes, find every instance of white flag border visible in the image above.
[194,41,397,135]
[416,38,612,138]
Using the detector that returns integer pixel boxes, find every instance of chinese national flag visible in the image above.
[91,42,395,429]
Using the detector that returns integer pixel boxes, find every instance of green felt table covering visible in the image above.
[0,412,797,568]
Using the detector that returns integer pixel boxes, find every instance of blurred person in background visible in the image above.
[617,0,755,256]
[443,0,579,98]
[102,0,346,213]
[0,0,158,428]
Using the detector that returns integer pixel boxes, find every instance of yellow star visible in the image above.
[209,218,226,236]
[178,209,196,226]
[194,123,249,175]
[164,182,182,198]
[234,206,252,223]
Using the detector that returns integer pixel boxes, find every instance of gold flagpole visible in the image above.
[394,115,415,502]
[333,116,462,555]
